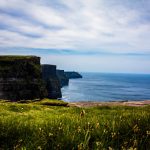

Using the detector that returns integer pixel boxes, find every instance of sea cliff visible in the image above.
[0,55,82,101]
[42,65,62,99]
[0,56,47,100]
[56,69,69,87]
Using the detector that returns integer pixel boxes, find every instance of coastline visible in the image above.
[68,100,150,107]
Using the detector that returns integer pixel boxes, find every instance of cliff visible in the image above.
[56,70,69,87]
[42,65,62,99]
[0,56,47,100]
[65,71,82,79]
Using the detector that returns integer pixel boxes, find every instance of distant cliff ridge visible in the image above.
[0,56,47,100]
[65,71,82,79]
[42,65,62,99]
[56,70,69,87]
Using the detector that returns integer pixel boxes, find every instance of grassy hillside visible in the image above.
[0,99,149,150]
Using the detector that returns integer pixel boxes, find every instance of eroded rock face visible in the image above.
[0,56,47,100]
[42,65,62,99]
[56,70,69,87]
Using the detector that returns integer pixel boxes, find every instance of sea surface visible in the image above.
[61,72,150,102]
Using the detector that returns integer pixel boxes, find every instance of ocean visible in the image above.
[61,72,150,102]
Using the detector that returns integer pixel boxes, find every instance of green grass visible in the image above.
[0,99,149,150]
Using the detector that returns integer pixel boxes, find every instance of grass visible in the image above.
[0,55,38,60]
[0,99,150,150]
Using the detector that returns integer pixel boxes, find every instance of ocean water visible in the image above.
[61,72,150,102]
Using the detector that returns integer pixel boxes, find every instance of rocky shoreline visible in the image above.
[68,100,150,107]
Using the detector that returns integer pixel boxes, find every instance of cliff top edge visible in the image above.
[0,55,40,60]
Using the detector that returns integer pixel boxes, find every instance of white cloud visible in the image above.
[0,0,150,54]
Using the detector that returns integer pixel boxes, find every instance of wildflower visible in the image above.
[96,141,101,146]
[58,126,62,130]
[146,131,150,135]
[103,129,107,133]
[96,122,100,128]
[121,146,126,150]
[37,146,42,150]
[108,146,113,150]
[123,141,128,146]
[58,122,63,130]
[48,133,53,136]
[111,132,116,138]
[77,126,81,133]
[78,143,83,150]
[57,144,60,148]
[121,141,128,150]
[80,110,85,117]
[133,124,139,133]
[133,140,138,147]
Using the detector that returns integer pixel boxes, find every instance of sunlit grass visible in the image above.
[0,99,150,149]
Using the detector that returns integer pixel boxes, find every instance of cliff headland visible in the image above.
[65,71,82,79]
[42,64,62,99]
[0,55,82,101]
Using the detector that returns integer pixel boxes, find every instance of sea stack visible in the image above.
[42,65,62,99]
[56,69,69,87]
[0,56,47,100]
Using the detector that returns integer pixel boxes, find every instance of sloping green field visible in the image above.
[0,99,150,150]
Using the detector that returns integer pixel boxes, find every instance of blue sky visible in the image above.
[0,0,150,73]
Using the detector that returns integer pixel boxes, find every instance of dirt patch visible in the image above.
[68,100,150,107]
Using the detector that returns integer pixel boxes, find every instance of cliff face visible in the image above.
[56,70,69,87]
[0,56,47,100]
[42,65,62,99]
[65,71,82,79]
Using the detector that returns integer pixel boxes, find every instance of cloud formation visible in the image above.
[0,0,150,73]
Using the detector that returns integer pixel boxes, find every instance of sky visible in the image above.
[0,0,150,73]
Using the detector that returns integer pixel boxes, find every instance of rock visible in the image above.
[0,56,47,100]
[42,65,62,99]
[56,70,69,87]
[64,71,82,79]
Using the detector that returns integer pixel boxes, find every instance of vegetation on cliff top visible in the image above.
[0,55,41,79]
[0,55,39,61]
[0,99,149,150]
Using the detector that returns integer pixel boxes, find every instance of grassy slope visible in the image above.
[0,99,150,150]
